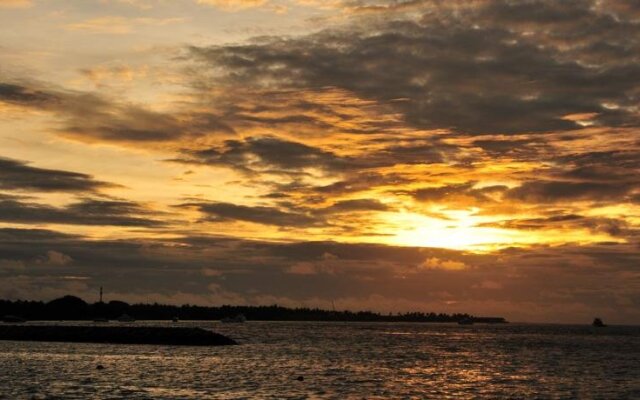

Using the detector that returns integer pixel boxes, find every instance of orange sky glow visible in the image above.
[1,0,639,323]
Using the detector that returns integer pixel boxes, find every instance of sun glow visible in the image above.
[384,209,513,251]
[383,208,625,252]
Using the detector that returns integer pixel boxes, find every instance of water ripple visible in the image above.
[0,322,639,399]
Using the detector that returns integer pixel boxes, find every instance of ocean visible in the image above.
[0,321,638,399]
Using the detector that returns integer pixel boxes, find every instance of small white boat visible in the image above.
[221,314,246,323]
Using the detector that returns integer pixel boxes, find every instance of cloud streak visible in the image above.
[0,157,116,193]
[0,198,165,227]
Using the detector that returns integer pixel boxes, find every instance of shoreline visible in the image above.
[0,325,238,346]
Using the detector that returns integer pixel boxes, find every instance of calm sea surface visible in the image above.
[0,321,639,399]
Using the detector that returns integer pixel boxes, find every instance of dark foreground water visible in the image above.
[0,321,639,399]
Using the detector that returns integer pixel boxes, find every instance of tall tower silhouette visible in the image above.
[99,286,103,303]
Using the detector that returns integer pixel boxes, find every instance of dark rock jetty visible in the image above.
[0,325,237,346]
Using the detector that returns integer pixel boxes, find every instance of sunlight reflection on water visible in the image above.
[0,321,639,399]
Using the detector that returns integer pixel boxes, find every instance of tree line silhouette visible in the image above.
[0,295,501,323]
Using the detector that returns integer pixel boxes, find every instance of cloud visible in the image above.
[0,81,232,143]
[318,198,391,214]
[106,0,154,10]
[555,150,640,180]
[0,198,165,227]
[471,137,550,159]
[174,134,449,186]
[597,0,640,20]
[79,64,149,86]
[285,252,342,275]
[182,201,320,227]
[35,251,74,266]
[482,214,633,237]
[0,156,116,193]
[196,0,268,11]
[0,83,57,107]
[175,136,352,176]
[189,0,640,135]
[312,172,411,195]
[411,182,504,204]
[420,257,467,271]
[0,227,77,241]
[63,16,185,35]
[505,181,634,203]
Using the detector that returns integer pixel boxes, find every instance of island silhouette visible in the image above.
[1,295,507,323]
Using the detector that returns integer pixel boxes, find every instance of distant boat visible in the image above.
[458,317,474,325]
[93,317,109,323]
[592,318,607,327]
[117,314,135,322]
[2,315,26,323]
[221,314,246,323]
[172,316,179,323]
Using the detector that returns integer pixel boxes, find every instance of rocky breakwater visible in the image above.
[0,325,238,346]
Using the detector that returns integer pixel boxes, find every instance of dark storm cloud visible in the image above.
[181,201,320,227]
[0,157,115,192]
[0,198,164,227]
[189,0,640,135]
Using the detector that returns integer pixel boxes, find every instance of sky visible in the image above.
[0,0,639,323]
